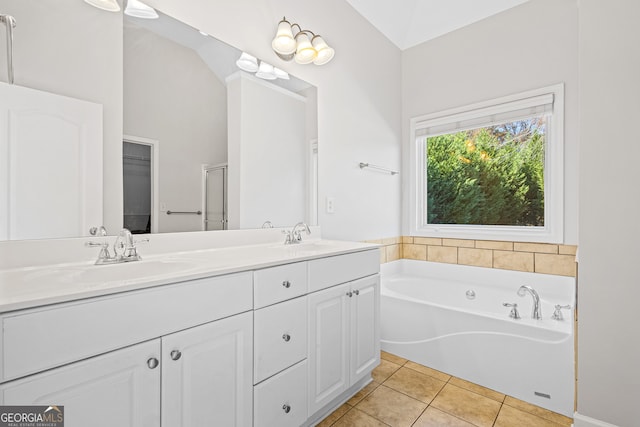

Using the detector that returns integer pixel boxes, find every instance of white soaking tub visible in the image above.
[380,260,575,417]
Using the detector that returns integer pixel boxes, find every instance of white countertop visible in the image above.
[0,239,378,314]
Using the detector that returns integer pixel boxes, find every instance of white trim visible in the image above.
[409,84,564,243]
[123,135,159,234]
[573,412,621,427]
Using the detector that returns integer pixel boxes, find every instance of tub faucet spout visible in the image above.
[517,285,541,319]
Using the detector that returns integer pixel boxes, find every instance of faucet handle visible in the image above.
[552,304,572,321]
[85,241,111,262]
[503,302,521,319]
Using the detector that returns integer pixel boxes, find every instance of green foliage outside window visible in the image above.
[425,118,545,226]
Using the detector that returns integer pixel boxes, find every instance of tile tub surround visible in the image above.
[372,237,577,277]
[317,351,574,427]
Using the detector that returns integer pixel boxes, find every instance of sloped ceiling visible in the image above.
[345,0,530,50]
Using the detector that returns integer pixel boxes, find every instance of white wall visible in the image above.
[123,22,227,233]
[144,0,403,241]
[227,72,306,229]
[401,0,579,244]
[0,0,123,235]
[576,1,640,426]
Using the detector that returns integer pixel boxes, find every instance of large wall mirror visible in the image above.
[0,0,318,241]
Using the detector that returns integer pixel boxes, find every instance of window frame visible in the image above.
[409,84,564,243]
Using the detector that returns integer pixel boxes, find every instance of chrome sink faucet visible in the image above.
[86,228,148,265]
[517,285,542,319]
[283,222,311,244]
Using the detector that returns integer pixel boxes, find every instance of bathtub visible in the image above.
[380,260,575,417]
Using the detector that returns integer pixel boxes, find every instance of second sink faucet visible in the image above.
[283,222,311,244]
[517,285,542,319]
[86,228,148,265]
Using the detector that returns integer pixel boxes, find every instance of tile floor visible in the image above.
[316,351,573,427]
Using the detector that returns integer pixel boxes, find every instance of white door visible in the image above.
[161,311,253,427]
[0,82,102,240]
[204,165,227,230]
[0,340,161,427]
[350,275,381,384]
[307,283,350,415]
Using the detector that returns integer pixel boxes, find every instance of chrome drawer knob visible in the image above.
[282,333,291,342]
[346,291,353,297]
[170,350,182,361]
[282,404,291,414]
[147,357,159,369]
[353,289,360,296]
[282,280,291,288]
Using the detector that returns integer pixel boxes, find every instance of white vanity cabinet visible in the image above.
[0,339,162,427]
[0,244,380,427]
[307,259,380,416]
[0,272,254,427]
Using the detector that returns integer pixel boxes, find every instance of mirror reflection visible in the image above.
[124,9,318,234]
[0,1,318,241]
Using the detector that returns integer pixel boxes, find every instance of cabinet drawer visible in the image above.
[308,250,379,292]
[1,272,253,383]
[254,262,307,308]
[254,359,307,427]
[254,296,307,384]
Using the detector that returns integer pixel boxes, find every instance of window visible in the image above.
[409,84,564,242]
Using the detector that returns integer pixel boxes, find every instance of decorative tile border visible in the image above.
[371,237,577,277]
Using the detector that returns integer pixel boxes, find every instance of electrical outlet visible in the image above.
[326,197,335,214]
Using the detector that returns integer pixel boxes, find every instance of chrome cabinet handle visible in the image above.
[282,333,291,342]
[170,350,182,361]
[147,357,159,369]
[346,291,353,297]
[282,404,291,414]
[354,289,360,296]
[282,280,291,288]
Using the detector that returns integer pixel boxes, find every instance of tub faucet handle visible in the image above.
[503,302,521,319]
[552,304,572,321]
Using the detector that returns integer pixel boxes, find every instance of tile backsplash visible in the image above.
[371,237,577,277]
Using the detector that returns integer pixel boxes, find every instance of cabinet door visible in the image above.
[0,340,161,427]
[161,311,253,427]
[307,282,350,415]
[350,275,381,384]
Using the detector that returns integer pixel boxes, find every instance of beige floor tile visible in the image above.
[448,377,505,403]
[382,367,446,403]
[404,361,451,382]
[381,351,408,366]
[503,396,573,426]
[347,381,380,406]
[316,403,352,427]
[332,407,390,427]
[371,359,401,383]
[413,407,477,427]
[495,404,566,427]
[430,384,501,427]
[356,385,427,427]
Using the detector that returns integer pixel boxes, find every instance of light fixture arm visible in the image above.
[272,16,334,65]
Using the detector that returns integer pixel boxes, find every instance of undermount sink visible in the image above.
[21,258,201,286]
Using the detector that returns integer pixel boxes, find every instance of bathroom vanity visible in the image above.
[0,233,380,427]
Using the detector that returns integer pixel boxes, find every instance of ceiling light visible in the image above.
[271,17,334,66]
[255,61,277,80]
[236,54,290,81]
[84,0,121,12]
[236,52,259,73]
[273,67,289,80]
[124,0,158,19]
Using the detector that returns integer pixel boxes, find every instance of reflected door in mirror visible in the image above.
[204,165,227,231]
[0,82,102,240]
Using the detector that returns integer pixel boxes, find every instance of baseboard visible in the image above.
[573,412,620,427]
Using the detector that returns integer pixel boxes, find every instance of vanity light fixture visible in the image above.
[236,52,289,81]
[124,0,159,19]
[271,17,335,65]
[84,0,120,12]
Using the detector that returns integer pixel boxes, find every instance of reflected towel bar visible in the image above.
[359,162,398,175]
[166,210,202,215]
